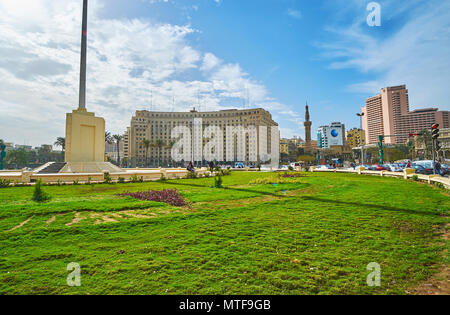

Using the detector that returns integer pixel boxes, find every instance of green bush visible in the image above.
[118,177,126,184]
[159,174,167,182]
[412,175,419,181]
[32,180,51,203]
[0,179,11,188]
[103,172,112,184]
[72,180,80,185]
[214,175,223,188]
[186,171,197,179]
[130,174,139,183]
[220,169,232,176]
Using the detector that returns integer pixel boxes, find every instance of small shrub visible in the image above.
[220,169,232,176]
[281,172,303,178]
[119,189,186,207]
[186,171,197,179]
[118,177,126,184]
[57,179,62,186]
[32,179,51,203]
[139,176,144,183]
[412,175,419,181]
[130,174,139,183]
[434,182,445,189]
[0,179,11,188]
[72,180,80,185]
[214,175,223,188]
[288,166,294,171]
[85,176,92,185]
[159,174,167,182]
[103,172,112,184]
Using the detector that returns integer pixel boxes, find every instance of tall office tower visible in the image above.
[362,85,449,144]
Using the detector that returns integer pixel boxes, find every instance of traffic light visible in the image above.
[432,124,440,140]
[432,124,441,152]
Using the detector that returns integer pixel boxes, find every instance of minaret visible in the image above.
[78,0,88,110]
[304,102,312,149]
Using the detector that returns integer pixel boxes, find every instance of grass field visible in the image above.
[0,172,448,295]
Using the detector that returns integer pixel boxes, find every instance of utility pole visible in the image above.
[431,124,440,175]
[356,112,365,165]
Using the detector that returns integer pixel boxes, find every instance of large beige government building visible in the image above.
[362,85,449,144]
[123,108,279,167]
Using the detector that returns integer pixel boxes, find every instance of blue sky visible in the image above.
[0,0,449,146]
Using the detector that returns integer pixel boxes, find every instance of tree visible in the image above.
[142,139,151,167]
[153,140,165,167]
[166,140,176,167]
[105,131,113,145]
[6,149,30,169]
[112,134,123,166]
[416,130,432,159]
[54,137,65,153]
[297,155,315,164]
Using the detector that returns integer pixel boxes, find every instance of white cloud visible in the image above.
[320,0,450,110]
[287,9,302,20]
[0,0,301,146]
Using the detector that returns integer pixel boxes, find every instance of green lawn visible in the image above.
[0,172,448,295]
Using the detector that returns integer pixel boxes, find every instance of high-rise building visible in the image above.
[362,85,449,144]
[317,122,346,149]
[346,128,365,148]
[124,108,279,167]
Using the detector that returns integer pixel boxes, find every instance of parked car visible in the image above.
[441,164,449,175]
[411,163,433,175]
[234,162,245,169]
[280,165,289,171]
[385,164,403,172]
[316,165,334,170]
[375,165,386,171]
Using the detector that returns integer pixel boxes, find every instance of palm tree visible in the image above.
[416,130,432,159]
[166,140,176,167]
[112,134,123,166]
[142,139,151,167]
[54,137,66,153]
[105,132,113,145]
[153,140,165,167]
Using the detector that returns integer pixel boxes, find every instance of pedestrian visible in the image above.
[407,161,411,168]
[435,161,442,176]
[209,161,214,172]
[187,162,195,173]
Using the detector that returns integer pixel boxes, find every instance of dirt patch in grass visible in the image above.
[66,212,85,226]
[409,223,449,295]
[8,216,33,231]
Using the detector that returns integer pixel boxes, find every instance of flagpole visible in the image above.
[78,0,88,110]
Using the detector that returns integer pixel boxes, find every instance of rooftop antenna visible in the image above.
[150,89,153,112]
[245,85,250,109]
[172,95,175,112]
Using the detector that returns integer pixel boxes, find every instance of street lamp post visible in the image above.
[356,112,365,165]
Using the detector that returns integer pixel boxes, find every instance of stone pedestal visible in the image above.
[65,108,105,163]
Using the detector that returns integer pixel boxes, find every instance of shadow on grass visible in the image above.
[165,180,309,198]
[300,196,438,217]
[167,180,437,217]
